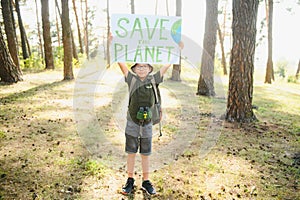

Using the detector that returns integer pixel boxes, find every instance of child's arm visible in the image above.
[118,62,129,77]
[160,64,172,77]
[110,33,129,77]
[159,41,184,77]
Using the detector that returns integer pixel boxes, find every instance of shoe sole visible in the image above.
[141,186,156,196]
[121,185,136,195]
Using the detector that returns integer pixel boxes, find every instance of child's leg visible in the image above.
[141,154,150,180]
[127,153,136,178]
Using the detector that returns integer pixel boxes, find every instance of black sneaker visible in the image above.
[121,177,135,195]
[142,180,156,195]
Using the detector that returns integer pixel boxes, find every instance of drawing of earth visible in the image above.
[171,19,182,44]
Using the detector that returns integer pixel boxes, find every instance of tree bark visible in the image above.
[130,0,135,14]
[41,0,55,69]
[15,0,30,60]
[54,0,77,60]
[0,26,22,83]
[171,0,182,81]
[72,0,84,54]
[166,0,169,16]
[264,0,274,84]
[61,0,74,80]
[55,0,61,48]
[15,0,30,59]
[35,0,44,59]
[84,0,89,59]
[1,0,20,69]
[106,0,111,67]
[296,59,300,79]
[71,30,78,60]
[197,0,218,96]
[225,0,259,122]
[217,22,227,75]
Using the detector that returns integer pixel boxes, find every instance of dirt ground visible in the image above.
[0,63,299,200]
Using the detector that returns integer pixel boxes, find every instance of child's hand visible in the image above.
[178,41,184,50]
[109,32,113,44]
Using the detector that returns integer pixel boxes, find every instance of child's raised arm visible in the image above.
[110,33,129,77]
[118,62,129,77]
[160,64,172,77]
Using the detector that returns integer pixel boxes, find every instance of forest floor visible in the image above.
[0,61,299,200]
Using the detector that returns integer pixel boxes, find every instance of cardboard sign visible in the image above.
[111,14,182,64]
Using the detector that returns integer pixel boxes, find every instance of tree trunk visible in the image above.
[15,0,30,60]
[296,59,300,79]
[106,0,111,67]
[225,0,259,122]
[1,0,20,69]
[9,0,17,42]
[41,0,55,69]
[197,0,218,96]
[171,0,182,81]
[71,30,78,60]
[0,26,22,83]
[84,0,89,59]
[80,0,85,53]
[25,31,32,56]
[130,0,135,14]
[217,22,227,75]
[61,0,74,80]
[264,0,274,84]
[72,0,84,54]
[54,0,77,60]
[35,0,44,59]
[55,0,61,48]
[166,0,169,16]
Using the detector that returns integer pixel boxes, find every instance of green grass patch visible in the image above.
[0,131,6,139]
[84,159,109,178]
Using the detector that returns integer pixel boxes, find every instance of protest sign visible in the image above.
[111,14,182,64]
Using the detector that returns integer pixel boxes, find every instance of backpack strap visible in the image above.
[150,76,162,138]
[150,77,159,104]
[129,76,137,104]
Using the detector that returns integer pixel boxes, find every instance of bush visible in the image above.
[20,52,44,72]
[287,75,299,83]
[275,59,288,78]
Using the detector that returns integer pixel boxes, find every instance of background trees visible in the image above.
[264,0,274,84]
[0,26,22,82]
[225,0,259,122]
[0,2,299,198]
[170,0,182,81]
[15,0,30,60]
[196,0,218,96]
[41,0,55,70]
[61,0,74,80]
[0,0,298,121]
[1,0,20,69]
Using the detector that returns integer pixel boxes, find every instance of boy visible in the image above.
[117,43,184,196]
[118,62,171,195]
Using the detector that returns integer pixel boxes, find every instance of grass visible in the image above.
[0,64,299,199]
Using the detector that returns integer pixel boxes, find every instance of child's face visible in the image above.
[133,63,151,79]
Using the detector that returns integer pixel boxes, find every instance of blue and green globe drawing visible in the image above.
[171,19,182,44]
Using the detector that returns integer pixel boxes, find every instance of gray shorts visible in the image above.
[125,120,153,138]
[125,120,153,155]
[125,134,152,155]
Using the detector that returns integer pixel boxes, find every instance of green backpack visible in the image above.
[129,75,162,136]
